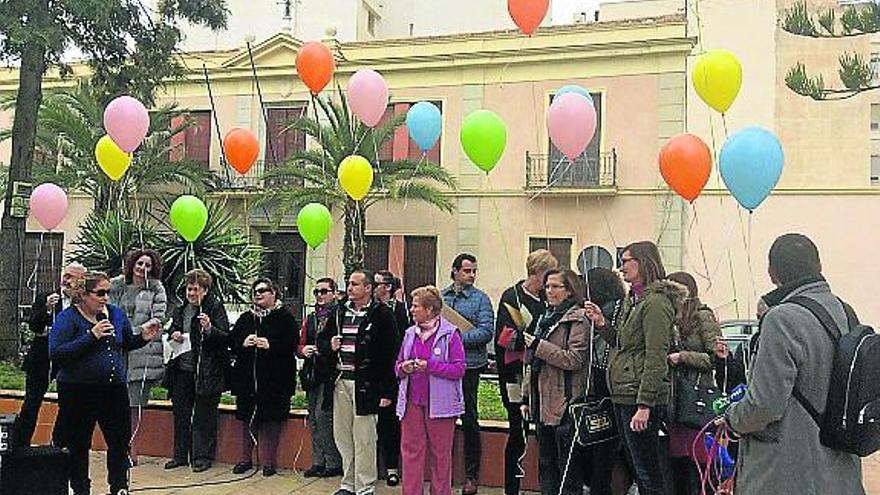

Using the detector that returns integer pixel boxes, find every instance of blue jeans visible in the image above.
[615,404,667,495]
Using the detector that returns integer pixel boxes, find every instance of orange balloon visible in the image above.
[659,134,712,202]
[508,0,549,36]
[223,128,260,175]
[296,42,335,95]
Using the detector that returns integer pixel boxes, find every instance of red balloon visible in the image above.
[296,42,335,95]
[508,0,550,36]
[659,134,712,202]
[223,128,260,175]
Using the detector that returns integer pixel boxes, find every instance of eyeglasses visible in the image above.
[254,287,272,295]
[89,289,110,297]
[544,283,566,290]
[313,288,333,296]
[620,257,637,265]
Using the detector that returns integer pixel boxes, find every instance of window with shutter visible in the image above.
[528,237,573,270]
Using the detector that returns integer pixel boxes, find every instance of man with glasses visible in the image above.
[13,262,86,448]
[442,253,495,495]
[299,278,343,478]
[318,270,397,495]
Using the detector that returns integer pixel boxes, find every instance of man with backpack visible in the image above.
[723,233,867,494]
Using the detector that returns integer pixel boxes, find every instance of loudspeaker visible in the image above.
[1,445,69,495]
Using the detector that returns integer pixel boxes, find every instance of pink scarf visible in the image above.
[417,316,440,341]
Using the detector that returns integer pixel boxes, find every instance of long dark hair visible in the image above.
[123,249,163,284]
[668,271,700,338]
[623,241,666,285]
[586,267,626,307]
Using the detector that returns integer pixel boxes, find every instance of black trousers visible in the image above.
[377,399,400,472]
[499,377,526,495]
[581,437,618,495]
[169,368,221,463]
[537,420,584,495]
[13,337,50,448]
[615,404,667,495]
[462,366,485,480]
[57,382,131,495]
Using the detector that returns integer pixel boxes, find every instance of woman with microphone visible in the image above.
[229,278,298,477]
[50,271,161,495]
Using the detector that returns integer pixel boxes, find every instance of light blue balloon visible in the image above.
[556,85,594,106]
[719,127,784,211]
[406,102,442,152]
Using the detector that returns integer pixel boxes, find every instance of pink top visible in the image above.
[407,333,437,406]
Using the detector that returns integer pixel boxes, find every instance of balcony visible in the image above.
[525,149,617,191]
[215,159,301,191]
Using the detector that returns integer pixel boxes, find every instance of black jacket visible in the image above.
[229,305,299,420]
[165,293,230,396]
[24,291,64,374]
[299,306,339,391]
[494,282,545,382]
[316,299,398,416]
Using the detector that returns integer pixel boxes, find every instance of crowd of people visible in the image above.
[9,233,867,495]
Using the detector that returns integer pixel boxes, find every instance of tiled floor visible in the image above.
[87,452,880,494]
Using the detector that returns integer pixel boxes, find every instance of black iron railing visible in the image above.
[215,159,301,190]
[525,149,617,190]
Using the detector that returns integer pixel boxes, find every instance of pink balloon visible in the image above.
[30,183,68,231]
[547,93,597,161]
[103,96,150,153]
[347,69,389,128]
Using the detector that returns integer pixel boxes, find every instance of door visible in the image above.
[260,232,307,317]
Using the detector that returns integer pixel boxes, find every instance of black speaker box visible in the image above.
[1,445,69,495]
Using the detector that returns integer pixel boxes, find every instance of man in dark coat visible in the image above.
[12,262,85,448]
[318,270,398,495]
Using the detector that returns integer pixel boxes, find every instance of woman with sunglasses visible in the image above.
[50,271,161,495]
[109,249,167,466]
[584,242,683,495]
[299,278,343,478]
[229,278,299,477]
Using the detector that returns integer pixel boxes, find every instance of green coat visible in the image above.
[600,280,685,407]
[672,305,721,387]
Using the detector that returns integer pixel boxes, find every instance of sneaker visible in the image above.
[164,459,188,470]
[263,465,278,477]
[387,471,400,487]
[322,466,343,477]
[462,478,478,495]
[232,461,253,474]
[303,465,326,478]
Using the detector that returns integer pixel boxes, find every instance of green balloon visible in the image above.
[460,109,507,173]
[297,203,333,249]
[169,195,208,242]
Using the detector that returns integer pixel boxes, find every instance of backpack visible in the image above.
[788,296,880,457]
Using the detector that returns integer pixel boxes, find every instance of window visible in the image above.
[266,106,307,167]
[404,236,437,290]
[872,103,880,131]
[529,237,572,270]
[170,111,212,168]
[376,102,442,166]
[261,232,306,315]
[20,232,64,305]
[364,235,391,274]
[871,155,880,185]
[576,245,614,273]
[365,4,378,36]
[547,92,602,187]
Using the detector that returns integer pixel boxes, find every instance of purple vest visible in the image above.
[396,318,465,419]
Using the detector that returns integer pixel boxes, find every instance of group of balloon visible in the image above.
[29,0,784,251]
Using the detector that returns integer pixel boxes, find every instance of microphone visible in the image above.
[95,310,115,339]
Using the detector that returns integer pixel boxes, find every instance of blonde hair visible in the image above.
[71,271,110,304]
[526,249,559,276]
[411,285,443,316]
[184,269,213,290]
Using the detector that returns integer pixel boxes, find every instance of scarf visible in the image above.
[526,298,577,366]
[417,316,441,341]
[251,300,283,319]
[315,302,336,320]
[631,280,646,300]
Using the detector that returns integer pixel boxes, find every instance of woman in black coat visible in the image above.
[230,278,299,477]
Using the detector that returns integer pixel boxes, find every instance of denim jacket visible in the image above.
[442,284,495,369]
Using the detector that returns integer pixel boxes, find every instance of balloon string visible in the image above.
[403,153,426,210]
[247,41,278,166]
[26,232,44,298]
[595,195,619,250]
[202,64,231,185]
[688,202,714,291]
[528,154,571,202]
[738,209,757,320]
[486,177,516,283]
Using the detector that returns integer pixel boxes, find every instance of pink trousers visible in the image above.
[400,404,456,495]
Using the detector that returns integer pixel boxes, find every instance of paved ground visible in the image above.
[87,452,880,494]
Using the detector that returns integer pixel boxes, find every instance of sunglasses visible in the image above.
[89,289,110,297]
[254,287,273,295]
[313,288,333,296]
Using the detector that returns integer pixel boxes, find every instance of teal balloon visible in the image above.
[406,102,442,152]
[297,203,333,249]
[460,110,507,173]
[169,195,208,242]
[719,127,784,211]
[556,85,594,106]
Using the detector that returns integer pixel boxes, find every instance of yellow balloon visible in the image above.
[95,135,132,181]
[692,49,742,114]
[337,155,373,201]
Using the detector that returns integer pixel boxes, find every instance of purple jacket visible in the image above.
[396,317,466,419]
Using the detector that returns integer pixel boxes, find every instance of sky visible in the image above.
[552,0,600,23]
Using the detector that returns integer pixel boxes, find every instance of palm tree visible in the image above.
[260,91,457,274]
[25,81,219,212]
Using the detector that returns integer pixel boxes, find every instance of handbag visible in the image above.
[670,368,720,429]
[569,319,618,446]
